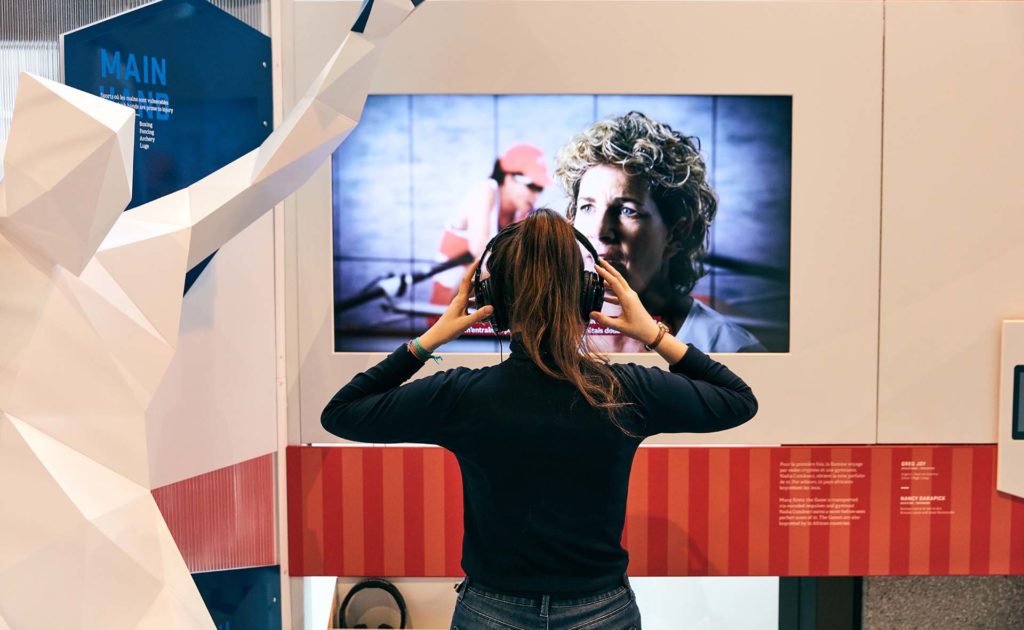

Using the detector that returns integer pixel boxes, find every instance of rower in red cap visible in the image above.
[429,143,551,308]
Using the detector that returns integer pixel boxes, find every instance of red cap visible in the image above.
[499,143,551,189]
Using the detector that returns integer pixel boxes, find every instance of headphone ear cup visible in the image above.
[580,270,604,324]
[592,272,605,314]
[477,277,507,333]
[491,281,508,333]
[474,277,489,314]
[476,277,493,327]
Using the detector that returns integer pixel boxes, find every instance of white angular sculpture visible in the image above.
[0,74,134,275]
[0,1,421,627]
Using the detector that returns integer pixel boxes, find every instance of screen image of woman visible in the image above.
[556,111,766,353]
[331,95,791,353]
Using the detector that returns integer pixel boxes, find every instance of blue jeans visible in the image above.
[450,574,641,630]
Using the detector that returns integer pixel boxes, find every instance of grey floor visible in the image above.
[863,576,1024,630]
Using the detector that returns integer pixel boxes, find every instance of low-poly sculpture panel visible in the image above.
[0,1,422,626]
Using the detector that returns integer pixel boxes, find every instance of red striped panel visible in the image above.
[624,447,649,573]
[846,448,870,576]
[728,448,751,576]
[970,446,995,573]
[647,448,669,574]
[422,448,446,575]
[910,447,934,574]
[808,448,830,576]
[748,448,772,575]
[787,448,811,576]
[948,447,975,574]
[341,447,365,575]
[768,447,789,575]
[868,447,892,575]
[929,446,953,575]
[665,448,690,575]
[443,452,463,575]
[990,470,1013,574]
[285,446,305,576]
[381,448,405,575]
[827,448,852,575]
[153,453,276,573]
[320,447,342,575]
[363,448,385,575]
[687,448,710,575]
[300,448,324,575]
[287,445,1024,577]
[896,448,915,574]
[707,449,731,574]
[402,448,425,575]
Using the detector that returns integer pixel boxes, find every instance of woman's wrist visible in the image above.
[407,339,429,362]
[638,320,663,346]
[644,321,670,350]
[654,334,688,364]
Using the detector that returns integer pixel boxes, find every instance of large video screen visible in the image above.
[332,95,791,353]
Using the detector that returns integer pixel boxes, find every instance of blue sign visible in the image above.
[192,566,282,630]
[62,0,273,292]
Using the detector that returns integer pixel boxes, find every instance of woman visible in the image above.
[322,209,758,629]
[556,111,765,353]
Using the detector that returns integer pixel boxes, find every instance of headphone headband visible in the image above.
[337,578,408,629]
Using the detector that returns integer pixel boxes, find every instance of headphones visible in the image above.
[336,578,408,629]
[472,221,604,333]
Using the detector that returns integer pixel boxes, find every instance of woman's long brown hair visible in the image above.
[486,209,638,437]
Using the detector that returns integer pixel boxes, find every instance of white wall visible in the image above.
[286,0,1024,446]
[877,0,1024,444]
[288,0,885,447]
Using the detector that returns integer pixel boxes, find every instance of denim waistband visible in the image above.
[454,573,632,607]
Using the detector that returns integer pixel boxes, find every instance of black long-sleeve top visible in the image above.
[321,338,757,596]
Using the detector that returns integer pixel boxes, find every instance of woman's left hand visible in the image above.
[418,259,494,352]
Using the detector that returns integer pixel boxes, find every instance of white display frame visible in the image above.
[997,320,1024,499]
[287,0,884,445]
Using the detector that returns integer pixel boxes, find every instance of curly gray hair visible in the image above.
[555,111,717,294]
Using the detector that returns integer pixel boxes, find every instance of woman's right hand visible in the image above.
[589,258,662,346]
